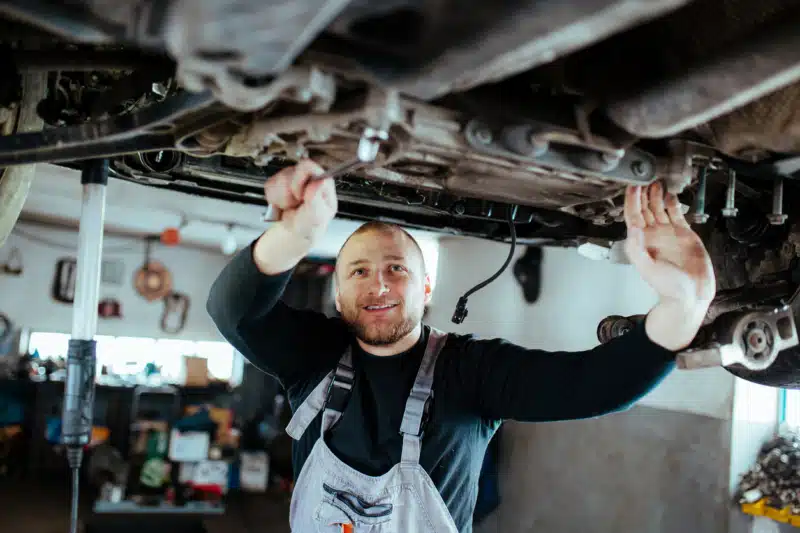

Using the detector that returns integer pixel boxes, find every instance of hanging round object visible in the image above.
[134,261,173,302]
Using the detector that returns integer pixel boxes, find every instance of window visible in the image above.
[781,389,800,430]
[27,331,238,384]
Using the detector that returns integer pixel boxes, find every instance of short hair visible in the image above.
[335,221,426,277]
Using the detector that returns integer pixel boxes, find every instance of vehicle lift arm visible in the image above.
[61,158,108,533]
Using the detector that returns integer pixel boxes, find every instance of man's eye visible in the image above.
[353,268,366,276]
[390,264,406,273]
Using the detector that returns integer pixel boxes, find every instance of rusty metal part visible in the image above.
[225,84,399,160]
[676,306,799,371]
[462,119,656,187]
[605,14,800,138]
[178,62,336,114]
[161,0,351,103]
[659,139,720,195]
[342,0,691,100]
[226,84,657,216]
[707,81,800,159]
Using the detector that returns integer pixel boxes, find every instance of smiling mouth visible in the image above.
[364,303,399,311]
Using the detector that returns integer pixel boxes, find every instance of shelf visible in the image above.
[93,500,225,515]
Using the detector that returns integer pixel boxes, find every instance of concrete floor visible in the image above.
[0,478,291,533]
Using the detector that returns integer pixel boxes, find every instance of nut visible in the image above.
[474,125,493,145]
[689,212,710,224]
[630,160,651,178]
[768,213,788,225]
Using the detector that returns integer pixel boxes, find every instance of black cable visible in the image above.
[452,205,518,324]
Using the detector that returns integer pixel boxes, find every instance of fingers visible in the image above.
[626,182,686,229]
[624,186,646,229]
[624,226,655,273]
[640,187,656,226]
[665,193,690,228]
[264,159,324,209]
[649,182,670,225]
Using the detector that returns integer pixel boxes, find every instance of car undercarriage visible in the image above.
[2,0,800,387]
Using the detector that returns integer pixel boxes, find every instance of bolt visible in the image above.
[474,124,493,145]
[769,177,788,225]
[631,160,650,178]
[747,328,767,352]
[722,170,738,218]
[689,167,710,224]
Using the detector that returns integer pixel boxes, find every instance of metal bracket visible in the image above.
[676,305,799,371]
[463,119,657,186]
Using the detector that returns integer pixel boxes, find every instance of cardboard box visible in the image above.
[240,452,269,492]
[183,356,209,386]
[168,429,210,462]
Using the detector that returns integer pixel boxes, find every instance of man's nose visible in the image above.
[369,273,390,295]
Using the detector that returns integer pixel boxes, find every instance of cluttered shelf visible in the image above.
[735,430,800,528]
[0,353,295,522]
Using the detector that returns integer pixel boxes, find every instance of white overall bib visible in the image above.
[284,327,460,532]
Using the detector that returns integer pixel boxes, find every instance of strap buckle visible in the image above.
[324,361,354,414]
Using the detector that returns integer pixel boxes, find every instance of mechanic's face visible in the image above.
[335,228,431,347]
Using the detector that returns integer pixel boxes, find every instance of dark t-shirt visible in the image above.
[206,243,676,532]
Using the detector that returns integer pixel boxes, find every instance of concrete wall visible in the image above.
[0,222,230,341]
[425,236,750,533]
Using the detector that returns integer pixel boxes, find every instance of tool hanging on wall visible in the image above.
[161,291,190,334]
[52,258,78,304]
[1,247,23,276]
[98,298,122,319]
[0,312,12,345]
[133,236,173,302]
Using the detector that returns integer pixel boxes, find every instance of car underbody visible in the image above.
[2,0,800,386]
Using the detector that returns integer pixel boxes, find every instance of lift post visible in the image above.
[60,158,108,533]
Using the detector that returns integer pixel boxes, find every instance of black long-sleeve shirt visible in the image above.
[206,242,676,532]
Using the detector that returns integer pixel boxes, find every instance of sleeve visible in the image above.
[447,318,676,422]
[206,239,349,390]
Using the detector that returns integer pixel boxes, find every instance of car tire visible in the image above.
[0,71,46,248]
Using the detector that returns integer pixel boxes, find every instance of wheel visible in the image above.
[726,347,800,389]
[0,71,46,248]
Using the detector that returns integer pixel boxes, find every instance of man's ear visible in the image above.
[334,285,342,313]
[423,273,432,305]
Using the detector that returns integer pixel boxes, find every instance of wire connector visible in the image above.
[452,296,469,324]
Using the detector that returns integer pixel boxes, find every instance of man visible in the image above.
[207,160,715,532]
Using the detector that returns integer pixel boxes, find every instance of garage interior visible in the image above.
[0,162,797,533]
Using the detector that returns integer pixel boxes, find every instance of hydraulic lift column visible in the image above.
[60,158,108,533]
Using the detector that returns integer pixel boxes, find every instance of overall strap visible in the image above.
[285,347,354,440]
[400,327,448,465]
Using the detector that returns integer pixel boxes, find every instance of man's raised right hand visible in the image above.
[254,159,338,274]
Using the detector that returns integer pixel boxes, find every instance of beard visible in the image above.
[340,300,422,346]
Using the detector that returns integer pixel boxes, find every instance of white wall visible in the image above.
[0,222,230,342]
[426,236,736,420]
